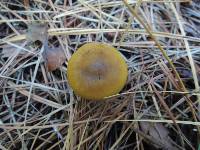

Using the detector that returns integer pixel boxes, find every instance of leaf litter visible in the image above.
[0,0,200,149]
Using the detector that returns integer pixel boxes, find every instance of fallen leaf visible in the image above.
[26,22,66,71]
[1,44,26,58]
[140,122,179,150]
[26,22,48,44]
[0,43,27,58]
[42,46,66,72]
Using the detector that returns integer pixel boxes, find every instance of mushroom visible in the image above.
[67,42,128,100]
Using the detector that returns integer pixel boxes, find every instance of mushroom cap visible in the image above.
[67,42,128,100]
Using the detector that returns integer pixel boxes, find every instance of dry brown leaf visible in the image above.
[140,122,179,150]
[26,22,66,72]
[26,22,48,44]
[42,46,66,72]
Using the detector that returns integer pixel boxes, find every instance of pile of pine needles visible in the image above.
[0,0,200,149]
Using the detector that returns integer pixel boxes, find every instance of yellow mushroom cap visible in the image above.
[67,42,128,100]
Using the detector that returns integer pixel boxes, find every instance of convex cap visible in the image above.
[67,42,128,100]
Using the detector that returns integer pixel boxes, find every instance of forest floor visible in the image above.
[0,0,200,149]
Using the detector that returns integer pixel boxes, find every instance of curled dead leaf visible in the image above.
[1,44,26,58]
[140,122,179,150]
[26,22,66,72]
[42,46,66,72]
[27,23,66,71]
[26,22,48,44]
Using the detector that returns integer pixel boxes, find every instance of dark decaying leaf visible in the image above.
[42,46,66,72]
[140,122,179,150]
[26,22,48,44]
